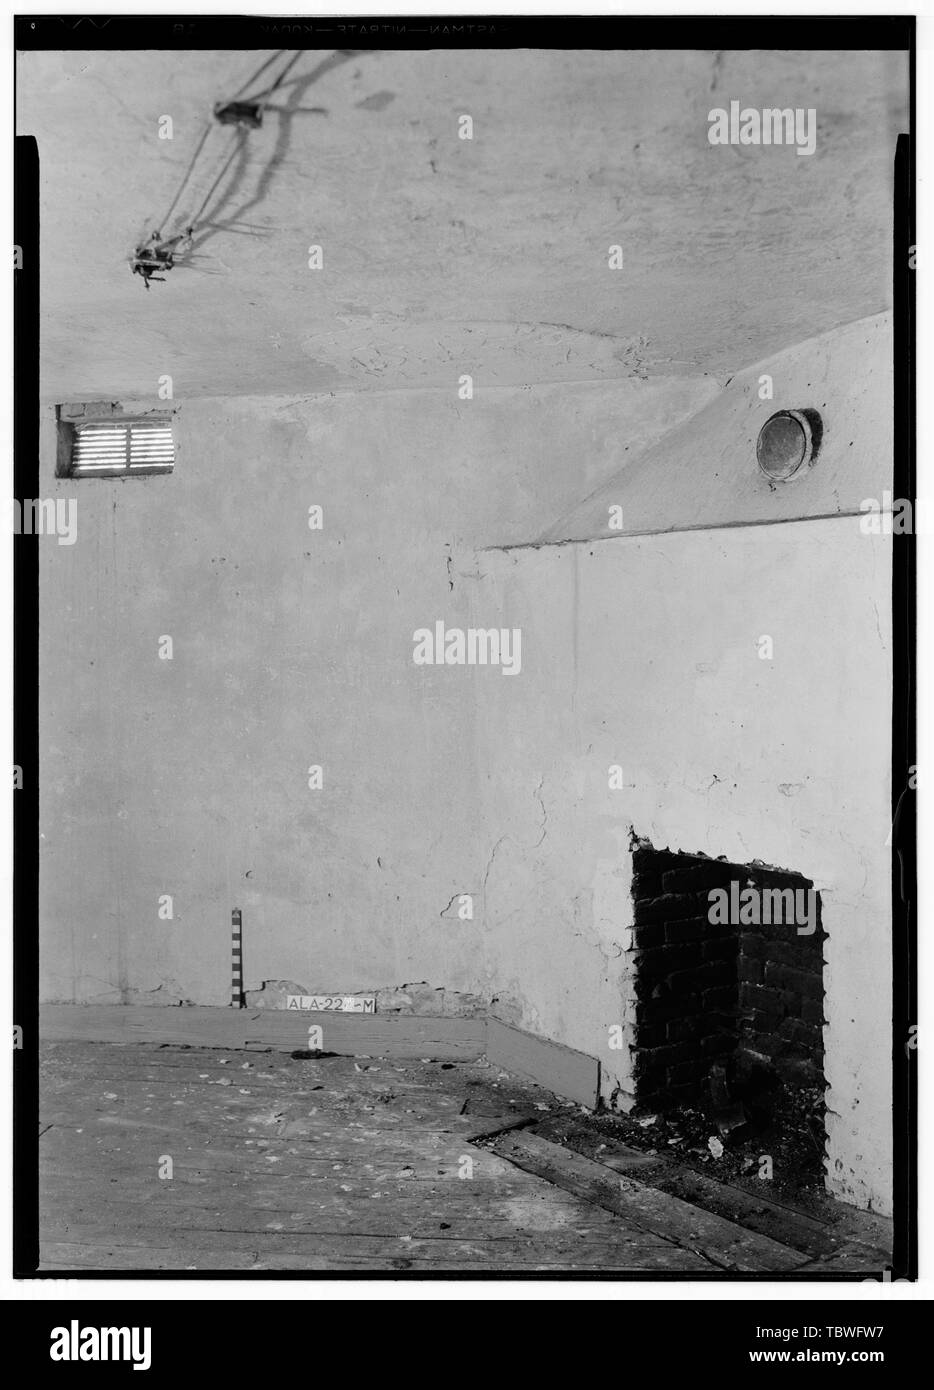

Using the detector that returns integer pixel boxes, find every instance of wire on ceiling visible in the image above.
[130,50,305,288]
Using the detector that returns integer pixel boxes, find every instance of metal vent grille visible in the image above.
[70,419,175,476]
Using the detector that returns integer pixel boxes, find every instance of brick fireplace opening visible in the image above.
[629,838,826,1125]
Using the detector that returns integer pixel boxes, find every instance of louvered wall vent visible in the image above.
[62,417,175,477]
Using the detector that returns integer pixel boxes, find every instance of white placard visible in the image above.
[286,994,376,1013]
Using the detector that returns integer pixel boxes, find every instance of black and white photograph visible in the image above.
[11,8,918,1309]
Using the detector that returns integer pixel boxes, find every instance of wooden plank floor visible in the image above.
[39,1040,720,1274]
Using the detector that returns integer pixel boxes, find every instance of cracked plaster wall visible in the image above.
[472,317,894,1213]
[38,371,708,1008]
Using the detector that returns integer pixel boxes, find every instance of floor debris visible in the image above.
[38,1040,889,1274]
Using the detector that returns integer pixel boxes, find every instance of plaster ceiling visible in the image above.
[18,46,908,402]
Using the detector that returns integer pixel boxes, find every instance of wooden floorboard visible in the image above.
[489,1130,809,1273]
[38,1040,720,1274]
[533,1116,843,1260]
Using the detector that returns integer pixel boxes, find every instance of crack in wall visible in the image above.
[482,776,549,905]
